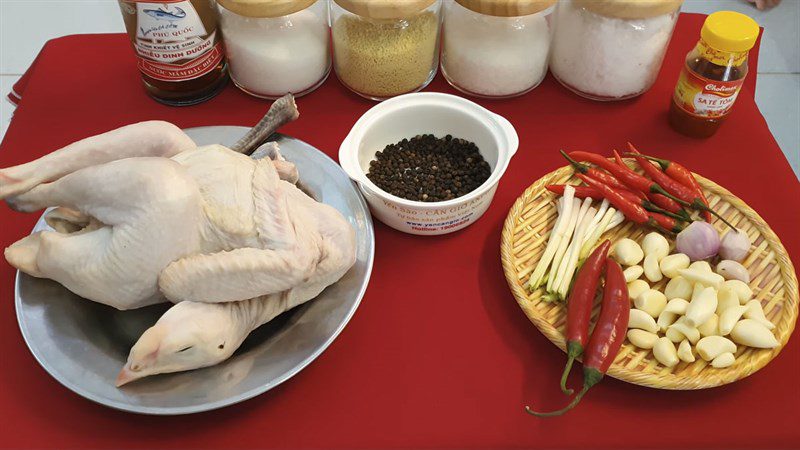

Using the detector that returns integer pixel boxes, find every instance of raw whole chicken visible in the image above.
[0,95,357,386]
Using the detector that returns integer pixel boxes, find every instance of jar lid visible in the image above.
[575,0,683,19]
[701,11,760,53]
[334,0,437,19]
[455,0,556,17]
[216,0,317,18]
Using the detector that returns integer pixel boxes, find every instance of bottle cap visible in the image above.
[455,0,556,17]
[701,11,760,53]
[216,0,317,18]
[334,0,437,19]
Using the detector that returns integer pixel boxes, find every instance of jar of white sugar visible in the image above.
[216,0,330,99]
[550,0,683,101]
[331,0,442,101]
[442,0,556,98]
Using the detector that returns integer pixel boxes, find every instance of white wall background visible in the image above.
[0,0,798,175]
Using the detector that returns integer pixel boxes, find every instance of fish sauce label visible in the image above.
[672,65,744,119]
[120,0,224,82]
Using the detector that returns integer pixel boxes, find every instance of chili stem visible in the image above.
[560,357,576,396]
[525,386,590,417]
[650,185,736,230]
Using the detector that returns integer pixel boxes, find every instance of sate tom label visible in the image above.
[121,0,223,82]
[672,65,744,119]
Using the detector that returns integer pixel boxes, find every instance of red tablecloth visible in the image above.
[1,13,799,450]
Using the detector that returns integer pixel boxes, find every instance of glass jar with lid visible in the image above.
[550,0,683,101]
[216,0,330,99]
[331,0,443,101]
[442,0,556,99]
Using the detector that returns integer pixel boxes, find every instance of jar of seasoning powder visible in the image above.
[331,0,442,101]
[216,0,330,99]
[550,0,683,101]
[442,0,556,98]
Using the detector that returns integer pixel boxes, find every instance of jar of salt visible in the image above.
[442,0,556,98]
[216,0,330,99]
[550,0,683,101]
[331,0,442,101]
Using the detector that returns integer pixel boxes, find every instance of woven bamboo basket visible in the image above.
[501,161,799,390]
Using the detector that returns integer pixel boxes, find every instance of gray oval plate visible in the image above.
[14,126,374,415]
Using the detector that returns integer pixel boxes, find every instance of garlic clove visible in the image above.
[665,276,692,301]
[719,305,747,336]
[685,287,718,328]
[689,261,713,273]
[716,260,750,283]
[743,299,775,330]
[657,311,679,333]
[716,287,740,315]
[730,319,779,348]
[623,265,644,283]
[691,282,706,301]
[643,254,662,283]
[660,253,690,279]
[711,352,736,368]
[663,298,689,315]
[723,279,753,304]
[677,339,695,363]
[634,289,667,318]
[668,318,700,344]
[613,238,644,266]
[696,336,737,361]
[629,308,659,333]
[653,337,679,368]
[698,314,720,337]
[627,329,659,350]
[627,279,650,301]
[642,232,669,261]
[679,268,725,290]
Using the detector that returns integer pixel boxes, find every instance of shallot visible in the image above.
[676,221,720,261]
[720,229,751,262]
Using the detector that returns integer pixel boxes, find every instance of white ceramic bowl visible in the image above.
[339,93,519,235]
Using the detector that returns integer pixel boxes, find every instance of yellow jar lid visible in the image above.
[455,0,556,17]
[701,11,760,53]
[217,0,317,18]
[334,0,437,19]
[575,0,683,19]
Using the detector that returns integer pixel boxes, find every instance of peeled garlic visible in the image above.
[698,314,720,337]
[627,280,650,301]
[653,337,679,368]
[679,268,725,290]
[716,287,740,315]
[677,339,695,363]
[623,265,644,282]
[696,336,737,361]
[667,318,700,344]
[660,253,690,278]
[723,279,753,304]
[730,319,779,348]
[642,232,670,261]
[711,352,736,368]
[685,287,718,327]
[643,254,662,283]
[665,277,692,301]
[743,299,775,330]
[664,298,689,315]
[719,305,747,336]
[635,289,667,318]
[657,311,679,332]
[689,261,713,273]
[613,238,644,266]
[627,329,659,349]
[629,309,659,333]
[716,260,750,283]
[691,282,706,301]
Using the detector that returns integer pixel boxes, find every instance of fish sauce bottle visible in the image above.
[118,0,229,106]
[668,11,759,138]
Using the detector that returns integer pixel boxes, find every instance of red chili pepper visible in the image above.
[569,151,653,194]
[559,150,638,195]
[546,184,688,222]
[528,259,629,417]
[629,144,713,222]
[611,150,688,220]
[649,211,685,233]
[626,152,735,229]
[576,174,649,224]
[558,240,611,395]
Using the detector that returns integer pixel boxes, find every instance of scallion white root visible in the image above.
[579,207,617,260]
[528,186,576,290]
[547,197,589,293]
[554,206,597,300]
